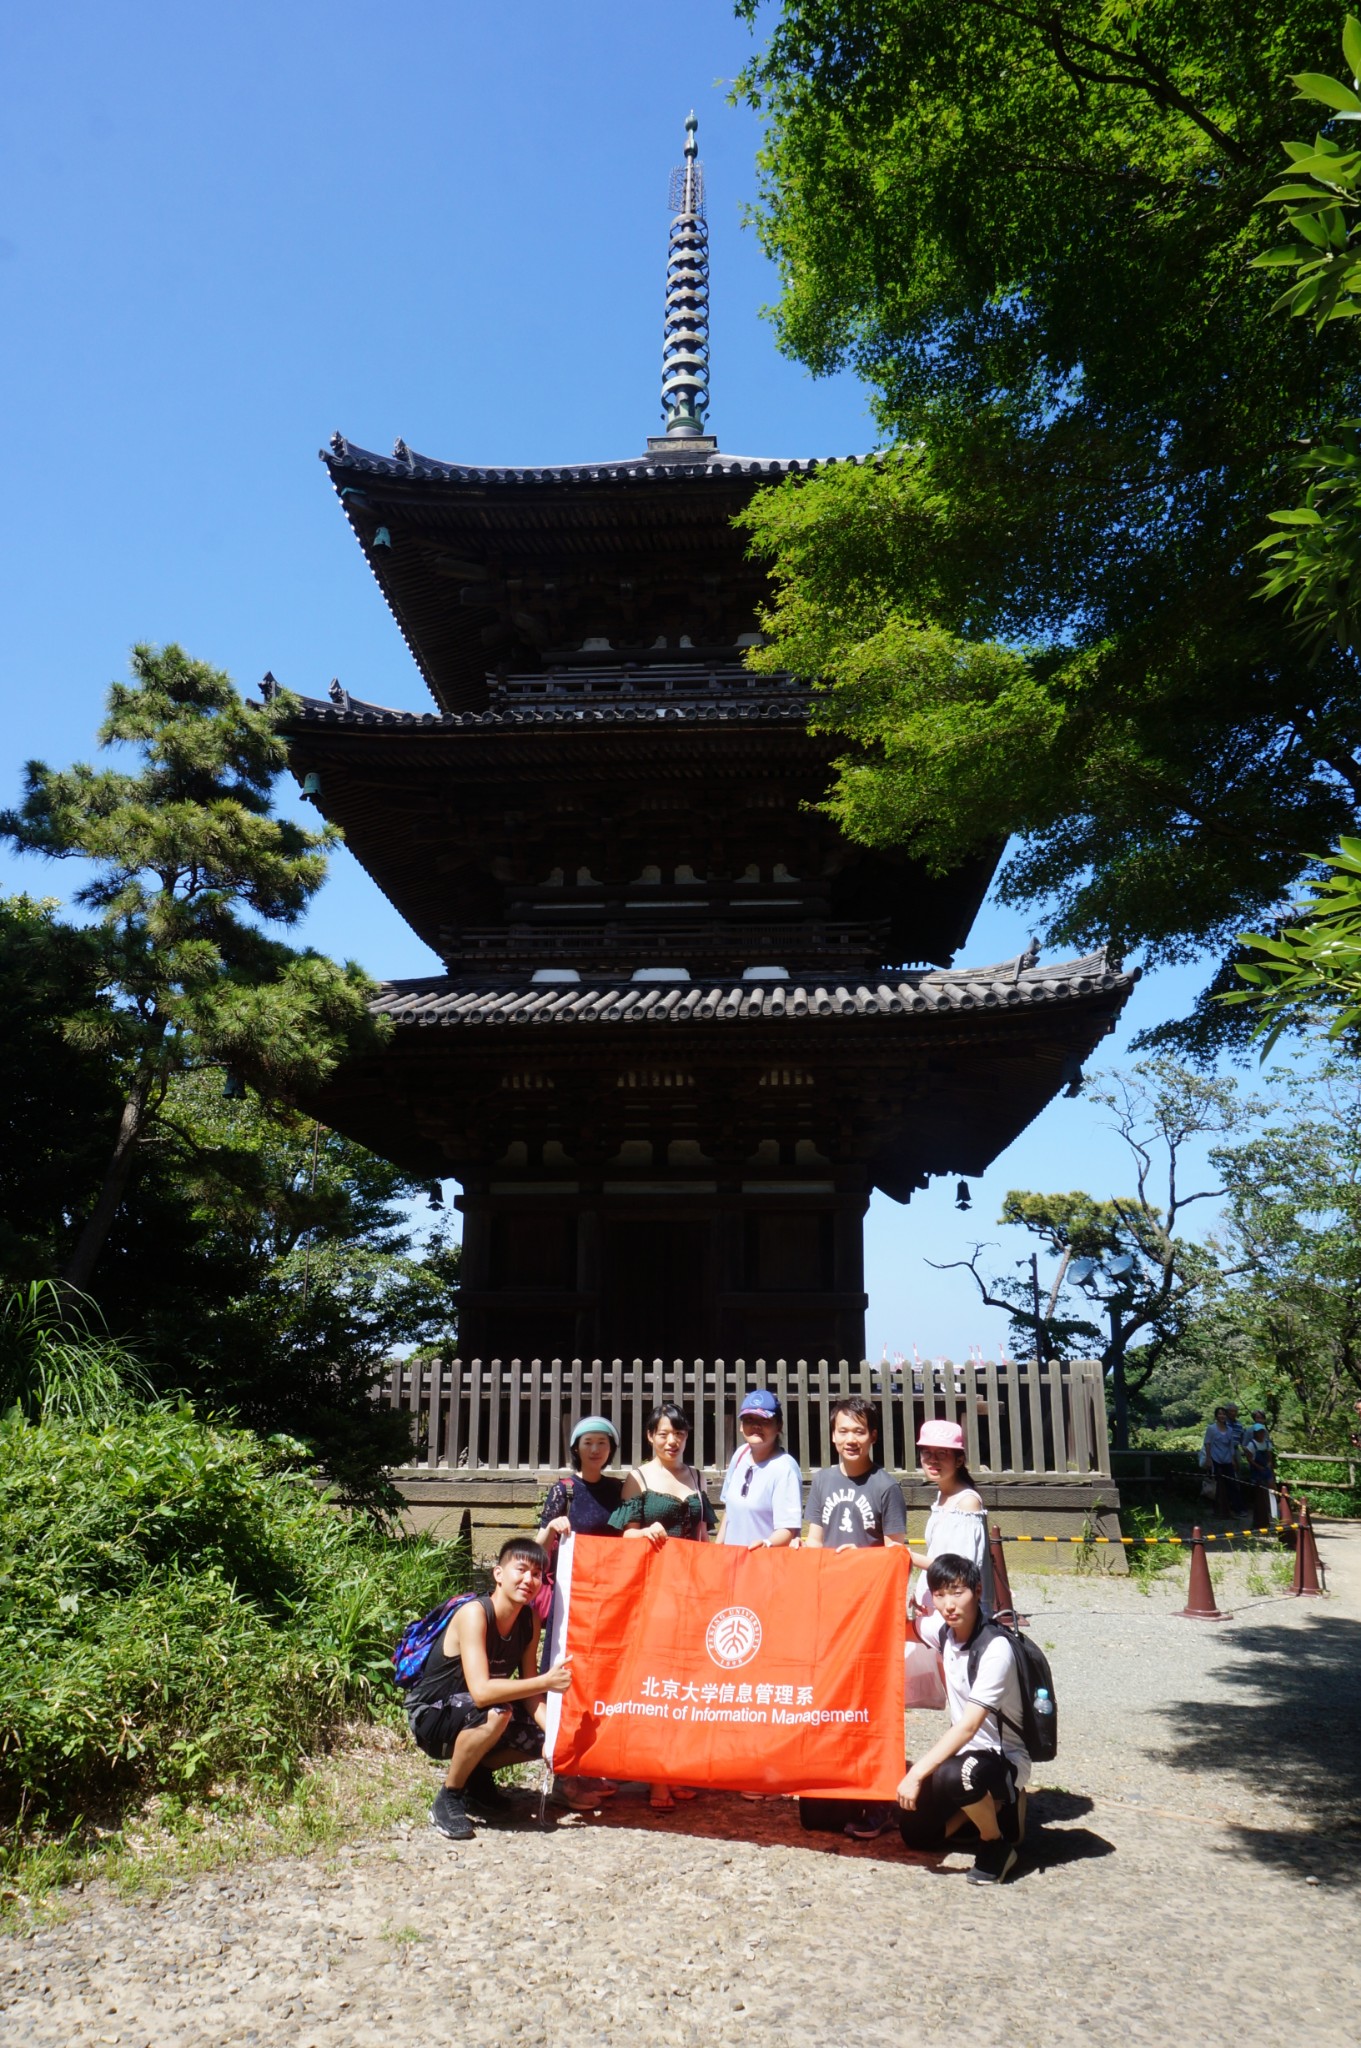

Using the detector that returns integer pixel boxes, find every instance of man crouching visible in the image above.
[897,1552,1030,1885]
[407,1538,572,1842]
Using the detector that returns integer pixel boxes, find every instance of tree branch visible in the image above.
[1015,9,1250,166]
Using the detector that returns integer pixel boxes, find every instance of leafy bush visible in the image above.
[0,1400,468,1833]
[1120,1504,1183,1591]
[1276,1458,1361,1521]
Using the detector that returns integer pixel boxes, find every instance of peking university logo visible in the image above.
[705,1606,763,1669]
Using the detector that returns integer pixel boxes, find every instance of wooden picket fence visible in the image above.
[380,1356,1111,1480]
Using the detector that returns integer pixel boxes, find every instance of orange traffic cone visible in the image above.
[990,1525,1015,1615]
[1179,1525,1230,1620]
[1278,1487,1296,1550]
[1293,1500,1323,1598]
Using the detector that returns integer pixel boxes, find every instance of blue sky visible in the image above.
[1,1,1252,1355]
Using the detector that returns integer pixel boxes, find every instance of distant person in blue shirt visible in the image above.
[1203,1406,1242,1519]
[716,1389,803,1549]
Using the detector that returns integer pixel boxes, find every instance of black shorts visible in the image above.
[898,1748,1018,1850]
[406,1693,544,1763]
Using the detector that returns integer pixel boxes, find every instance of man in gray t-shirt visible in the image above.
[803,1398,907,1549]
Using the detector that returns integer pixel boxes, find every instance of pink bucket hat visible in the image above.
[917,1419,965,1452]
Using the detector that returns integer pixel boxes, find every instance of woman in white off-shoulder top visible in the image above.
[907,1417,996,1617]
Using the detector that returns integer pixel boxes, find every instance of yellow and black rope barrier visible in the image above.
[993,1526,1280,1546]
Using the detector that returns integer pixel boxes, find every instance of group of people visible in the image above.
[407,1392,1029,1885]
[1201,1403,1276,1524]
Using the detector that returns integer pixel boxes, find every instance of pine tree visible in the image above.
[1,644,381,1290]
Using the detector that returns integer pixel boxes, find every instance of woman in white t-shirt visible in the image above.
[716,1388,803,1803]
[716,1389,804,1548]
[907,1418,995,1617]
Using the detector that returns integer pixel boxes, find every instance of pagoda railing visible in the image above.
[442,920,892,966]
[380,1356,1111,1481]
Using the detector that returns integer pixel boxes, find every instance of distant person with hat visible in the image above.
[908,1418,995,1617]
[1243,1422,1276,1530]
[716,1389,804,1549]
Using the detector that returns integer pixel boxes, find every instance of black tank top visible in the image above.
[409,1593,533,1705]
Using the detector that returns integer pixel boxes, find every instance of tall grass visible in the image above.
[0,1280,149,1423]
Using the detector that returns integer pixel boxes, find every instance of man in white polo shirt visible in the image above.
[716,1389,804,1547]
[897,1551,1031,1885]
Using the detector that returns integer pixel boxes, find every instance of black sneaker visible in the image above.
[843,1802,896,1840]
[465,1765,510,1815]
[967,1839,1018,1886]
[430,1787,474,1841]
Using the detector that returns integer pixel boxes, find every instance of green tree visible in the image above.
[735,2,1361,1044]
[0,896,123,1280]
[1212,1061,1361,1442]
[938,1061,1252,1447]
[0,646,381,1289]
[121,1072,460,1506]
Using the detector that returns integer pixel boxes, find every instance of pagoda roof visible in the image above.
[275,683,999,971]
[278,678,812,733]
[306,947,1135,1196]
[325,434,857,488]
[369,950,1132,1029]
[322,434,870,713]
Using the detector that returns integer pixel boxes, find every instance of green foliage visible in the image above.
[1250,26,1361,658]
[735,3,1361,1039]
[0,1282,148,1424]
[1126,1306,1260,1430]
[1211,1060,1361,1443]
[0,1399,467,1837]
[0,892,457,1503]
[1276,1456,1361,1516]
[1255,430,1361,653]
[1252,21,1361,331]
[1121,1503,1183,1587]
[102,1073,459,1509]
[0,896,126,1281]
[1227,836,1361,1047]
[945,1060,1254,1446]
[0,645,384,1288]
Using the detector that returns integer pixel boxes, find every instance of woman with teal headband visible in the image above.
[536,1415,625,1811]
[537,1415,626,1546]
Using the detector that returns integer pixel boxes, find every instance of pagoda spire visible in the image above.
[659,112,711,441]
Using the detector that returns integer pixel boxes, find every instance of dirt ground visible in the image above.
[4,1529,1359,2048]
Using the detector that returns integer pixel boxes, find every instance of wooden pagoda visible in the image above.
[277,118,1134,1366]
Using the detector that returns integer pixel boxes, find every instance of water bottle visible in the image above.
[1034,1687,1054,1723]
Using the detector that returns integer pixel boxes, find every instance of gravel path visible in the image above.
[5,1528,1359,2048]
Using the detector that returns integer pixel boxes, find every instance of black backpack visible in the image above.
[964,1613,1058,1763]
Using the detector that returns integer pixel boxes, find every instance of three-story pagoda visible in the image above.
[279,117,1134,1365]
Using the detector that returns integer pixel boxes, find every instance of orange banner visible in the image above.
[547,1536,907,1798]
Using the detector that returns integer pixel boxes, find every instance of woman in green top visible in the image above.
[609,1401,716,1809]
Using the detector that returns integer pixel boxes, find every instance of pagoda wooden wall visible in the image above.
[457,1180,869,1367]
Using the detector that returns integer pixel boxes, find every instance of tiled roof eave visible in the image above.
[371,958,1137,1029]
[323,438,879,487]
[274,694,815,735]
